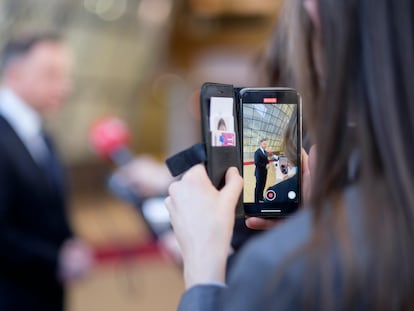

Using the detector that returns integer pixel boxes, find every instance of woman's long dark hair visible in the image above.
[263,0,414,309]
[258,0,319,150]
[312,0,414,309]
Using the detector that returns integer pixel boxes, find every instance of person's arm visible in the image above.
[165,165,243,288]
[254,149,260,166]
[116,156,175,197]
[165,153,314,309]
[0,151,92,282]
[0,152,59,278]
[177,206,312,311]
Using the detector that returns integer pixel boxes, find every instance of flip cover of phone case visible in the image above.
[200,83,244,217]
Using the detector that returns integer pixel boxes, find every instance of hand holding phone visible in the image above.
[166,84,302,219]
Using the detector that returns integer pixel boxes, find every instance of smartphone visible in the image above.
[239,88,302,217]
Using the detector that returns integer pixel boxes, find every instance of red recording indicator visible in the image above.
[263,98,277,103]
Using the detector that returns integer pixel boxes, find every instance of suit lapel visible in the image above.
[0,115,42,168]
[0,115,65,197]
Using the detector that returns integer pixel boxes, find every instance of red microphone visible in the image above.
[89,118,173,240]
[89,117,134,166]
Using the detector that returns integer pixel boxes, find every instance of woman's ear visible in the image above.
[304,0,320,31]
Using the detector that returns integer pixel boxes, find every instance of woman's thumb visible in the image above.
[220,167,243,205]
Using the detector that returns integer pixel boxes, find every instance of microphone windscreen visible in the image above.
[89,117,130,158]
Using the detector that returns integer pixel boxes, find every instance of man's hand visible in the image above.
[116,156,175,197]
[58,238,94,282]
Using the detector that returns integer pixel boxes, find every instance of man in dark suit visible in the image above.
[254,138,270,202]
[0,34,92,311]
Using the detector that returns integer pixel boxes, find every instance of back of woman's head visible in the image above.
[312,0,414,194]
[306,0,414,309]
[260,0,414,310]
[313,1,414,210]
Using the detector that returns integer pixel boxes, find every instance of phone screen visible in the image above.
[240,88,301,217]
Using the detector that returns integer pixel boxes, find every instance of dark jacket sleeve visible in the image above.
[0,150,60,279]
[179,285,226,311]
[254,149,262,168]
[254,149,268,169]
[178,209,312,311]
[254,149,259,165]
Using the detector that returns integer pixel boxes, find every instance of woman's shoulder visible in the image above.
[224,187,363,310]
[223,209,313,310]
[231,185,362,280]
[239,208,313,268]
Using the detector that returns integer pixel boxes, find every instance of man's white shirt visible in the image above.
[0,87,49,165]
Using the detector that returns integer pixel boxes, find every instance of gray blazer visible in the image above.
[178,187,362,311]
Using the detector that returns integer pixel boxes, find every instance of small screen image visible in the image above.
[242,103,299,204]
[209,97,236,147]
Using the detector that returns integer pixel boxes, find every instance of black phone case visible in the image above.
[200,83,244,218]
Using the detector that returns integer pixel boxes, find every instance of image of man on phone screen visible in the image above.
[254,138,269,202]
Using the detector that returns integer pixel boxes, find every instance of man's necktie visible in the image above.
[39,132,65,193]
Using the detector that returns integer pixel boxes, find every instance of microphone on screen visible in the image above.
[88,117,134,166]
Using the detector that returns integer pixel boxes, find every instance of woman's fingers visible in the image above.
[245,217,282,230]
[220,167,244,208]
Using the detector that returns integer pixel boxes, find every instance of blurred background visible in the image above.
[0,0,282,309]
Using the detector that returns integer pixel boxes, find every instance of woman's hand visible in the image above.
[246,146,316,230]
[165,165,243,289]
[302,145,316,205]
[245,217,282,230]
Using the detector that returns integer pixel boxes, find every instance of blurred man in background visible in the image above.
[0,34,92,311]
